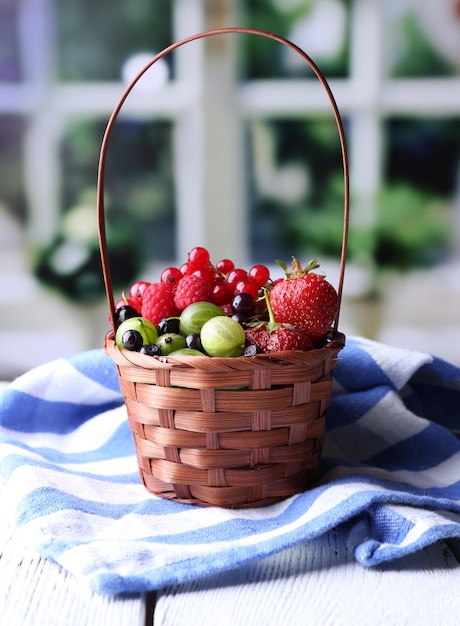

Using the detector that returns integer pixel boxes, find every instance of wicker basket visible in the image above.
[97,28,349,508]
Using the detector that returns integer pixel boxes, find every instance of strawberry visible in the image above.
[174,274,212,311]
[141,282,178,326]
[269,257,338,344]
[245,290,313,353]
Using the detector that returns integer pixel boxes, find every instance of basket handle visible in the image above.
[97,27,349,334]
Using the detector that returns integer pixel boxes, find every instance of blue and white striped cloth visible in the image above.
[1,337,459,595]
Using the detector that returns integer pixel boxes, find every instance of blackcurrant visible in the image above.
[185,333,204,352]
[157,317,181,335]
[231,313,247,326]
[115,305,139,326]
[231,292,256,317]
[244,344,263,356]
[122,329,144,351]
[140,343,162,357]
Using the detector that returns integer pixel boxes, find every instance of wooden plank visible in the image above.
[0,480,147,626]
[154,525,460,626]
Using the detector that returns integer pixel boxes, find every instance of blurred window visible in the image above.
[0,0,459,301]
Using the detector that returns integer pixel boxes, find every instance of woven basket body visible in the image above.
[97,28,349,508]
[105,334,344,507]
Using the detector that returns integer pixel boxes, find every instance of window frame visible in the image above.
[1,0,459,268]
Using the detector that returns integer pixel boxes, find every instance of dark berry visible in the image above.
[140,343,162,357]
[185,333,204,352]
[122,329,144,351]
[115,305,139,326]
[244,344,263,356]
[231,313,247,326]
[231,292,256,317]
[157,317,181,335]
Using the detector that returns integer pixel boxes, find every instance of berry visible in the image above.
[188,246,210,268]
[160,267,183,292]
[244,290,313,353]
[219,303,233,315]
[215,258,234,275]
[115,304,139,326]
[179,301,224,336]
[192,266,215,286]
[211,281,232,306]
[269,257,338,344]
[141,282,179,326]
[231,292,256,318]
[121,329,144,351]
[226,268,248,291]
[155,333,186,356]
[245,324,313,353]
[248,264,270,287]
[174,274,212,311]
[200,316,246,357]
[129,281,150,305]
[244,344,263,356]
[168,348,204,357]
[235,278,259,299]
[179,262,193,275]
[185,333,205,352]
[157,317,181,335]
[115,316,158,350]
[140,343,162,357]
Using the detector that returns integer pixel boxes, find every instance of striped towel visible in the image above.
[0,337,459,595]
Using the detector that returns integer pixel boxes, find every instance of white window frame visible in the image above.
[1,0,459,270]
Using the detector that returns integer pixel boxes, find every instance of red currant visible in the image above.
[211,281,232,306]
[235,278,259,299]
[179,262,193,275]
[129,281,150,302]
[188,246,210,268]
[192,267,215,285]
[248,264,270,287]
[215,259,235,276]
[226,268,247,290]
[160,267,183,289]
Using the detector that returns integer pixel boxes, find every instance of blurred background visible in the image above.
[1,0,460,380]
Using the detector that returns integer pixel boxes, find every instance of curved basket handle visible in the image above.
[97,27,349,334]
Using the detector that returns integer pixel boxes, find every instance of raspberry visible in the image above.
[141,282,178,326]
[174,274,212,311]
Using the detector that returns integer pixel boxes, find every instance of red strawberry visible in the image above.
[141,282,178,326]
[245,325,313,353]
[174,274,212,311]
[269,257,338,344]
[245,290,313,353]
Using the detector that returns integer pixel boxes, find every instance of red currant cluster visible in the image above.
[115,246,271,327]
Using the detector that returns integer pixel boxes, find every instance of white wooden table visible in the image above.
[1,477,460,626]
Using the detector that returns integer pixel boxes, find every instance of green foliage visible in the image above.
[55,0,173,81]
[391,14,454,78]
[374,183,452,269]
[241,0,350,79]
